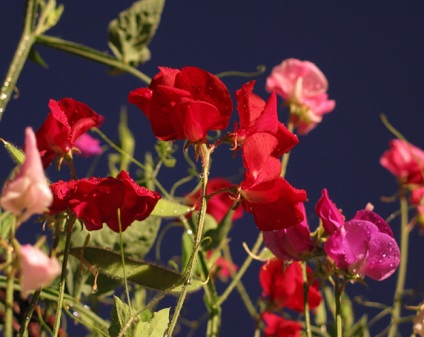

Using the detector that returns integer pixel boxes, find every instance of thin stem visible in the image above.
[334,276,344,337]
[117,209,132,311]
[17,289,42,337]
[301,262,312,337]
[388,188,410,337]
[5,218,16,337]
[280,120,294,177]
[35,34,152,84]
[167,144,211,336]
[0,0,37,120]
[215,65,266,79]
[52,219,75,337]
[216,233,263,306]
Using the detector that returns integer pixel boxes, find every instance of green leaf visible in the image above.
[146,308,170,337]
[0,212,14,240]
[108,0,165,67]
[29,47,49,68]
[202,209,233,250]
[0,138,25,165]
[155,140,177,168]
[109,296,142,337]
[150,199,191,217]
[70,247,203,293]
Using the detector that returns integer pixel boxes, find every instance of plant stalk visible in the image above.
[301,262,312,337]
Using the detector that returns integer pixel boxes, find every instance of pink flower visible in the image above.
[0,128,53,222]
[263,203,315,261]
[315,188,345,234]
[206,251,238,283]
[266,58,335,134]
[74,133,103,157]
[19,245,61,298]
[262,312,301,337]
[380,139,424,184]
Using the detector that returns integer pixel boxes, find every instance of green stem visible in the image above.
[388,188,410,337]
[167,144,212,336]
[5,218,17,337]
[216,233,263,306]
[301,262,312,337]
[334,276,344,337]
[280,120,294,177]
[117,209,132,311]
[52,220,75,337]
[17,289,42,337]
[35,34,152,84]
[0,0,37,120]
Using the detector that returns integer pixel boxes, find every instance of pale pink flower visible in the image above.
[19,244,61,298]
[0,128,53,222]
[266,58,335,134]
[413,304,424,337]
[74,133,103,157]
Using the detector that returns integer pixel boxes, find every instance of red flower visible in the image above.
[49,171,160,232]
[240,133,306,231]
[233,81,298,156]
[262,312,301,337]
[187,178,243,223]
[128,66,233,143]
[259,259,322,312]
[35,98,104,168]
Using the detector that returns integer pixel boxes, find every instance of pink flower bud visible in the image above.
[0,128,53,222]
[74,133,103,157]
[19,245,61,298]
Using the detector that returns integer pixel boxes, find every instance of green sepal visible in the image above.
[150,199,191,217]
[1,138,25,165]
[29,47,49,68]
[108,0,165,67]
[37,0,64,33]
[70,247,203,293]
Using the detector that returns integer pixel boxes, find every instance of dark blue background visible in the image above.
[1,1,424,336]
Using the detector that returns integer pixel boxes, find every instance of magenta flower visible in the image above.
[316,189,400,281]
[266,58,335,134]
[19,244,61,298]
[315,188,345,234]
[0,128,53,222]
[74,133,103,157]
[263,203,315,260]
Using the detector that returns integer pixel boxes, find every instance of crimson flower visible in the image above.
[128,66,232,143]
[380,139,424,185]
[232,81,298,156]
[49,171,160,232]
[187,177,243,223]
[259,259,322,312]
[316,189,400,281]
[262,312,301,337]
[240,133,306,231]
[35,98,104,168]
[263,203,315,261]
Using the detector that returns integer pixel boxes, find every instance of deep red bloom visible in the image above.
[128,66,233,142]
[187,178,243,223]
[35,98,104,168]
[240,133,306,231]
[49,171,160,232]
[259,259,322,312]
[262,312,301,337]
[233,81,298,156]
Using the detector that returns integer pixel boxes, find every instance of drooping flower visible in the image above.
[316,189,400,281]
[35,98,104,168]
[262,312,301,337]
[240,133,306,231]
[128,66,233,143]
[259,259,322,312]
[19,245,61,298]
[380,139,424,185]
[49,171,161,232]
[266,58,335,134]
[74,133,103,157]
[263,203,315,261]
[231,80,298,156]
[0,128,53,223]
[187,178,243,223]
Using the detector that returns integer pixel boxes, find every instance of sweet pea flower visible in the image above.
[259,259,322,312]
[19,244,61,298]
[266,58,335,134]
[316,189,400,281]
[49,171,161,232]
[35,98,104,168]
[0,128,53,223]
[128,66,232,143]
[74,133,103,157]
[240,133,306,231]
[263,203,315,261]
[262,312,301,337]
[232,81,298,157]
[380,139,424,184]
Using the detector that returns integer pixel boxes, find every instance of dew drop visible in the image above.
[0,93,7,100]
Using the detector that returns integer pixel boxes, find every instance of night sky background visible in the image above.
[1,1,424,336]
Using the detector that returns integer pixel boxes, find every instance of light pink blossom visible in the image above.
[74,133,103,157]
[19,244,61,298]
[0,128,53,222]
[266,58,335,134]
